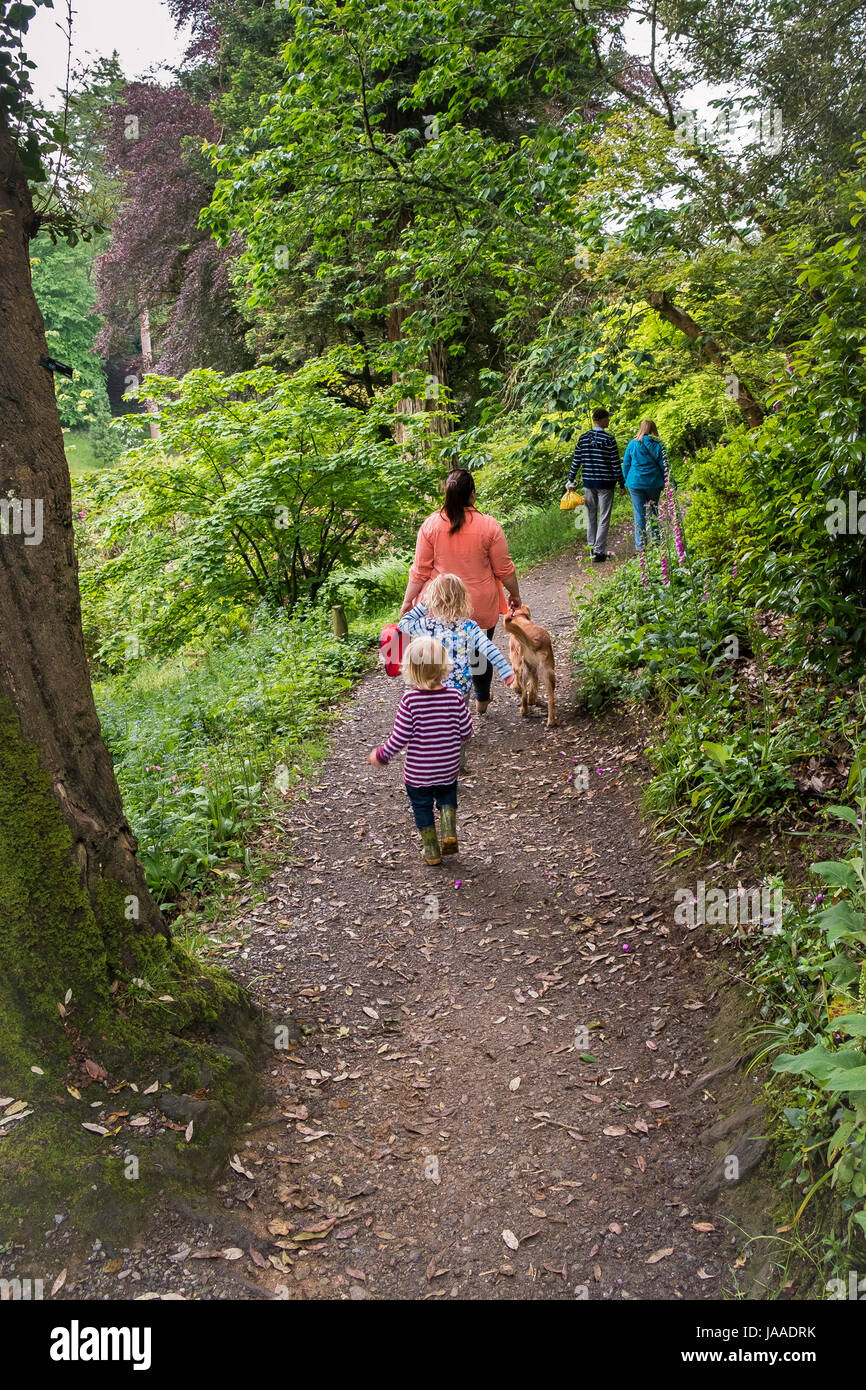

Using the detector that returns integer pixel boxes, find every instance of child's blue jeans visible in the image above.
[628,486,662,549]
[406,782,458,830]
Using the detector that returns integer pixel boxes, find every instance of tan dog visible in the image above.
[503,603,556,727]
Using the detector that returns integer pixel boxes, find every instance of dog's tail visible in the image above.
[505,615,541,654]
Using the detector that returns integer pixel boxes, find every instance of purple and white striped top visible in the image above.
[376,687,473,786]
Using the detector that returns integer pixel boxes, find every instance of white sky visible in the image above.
[622,9,731,120]
[26,0,191,108]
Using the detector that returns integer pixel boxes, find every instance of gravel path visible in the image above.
[51,533,733,1300]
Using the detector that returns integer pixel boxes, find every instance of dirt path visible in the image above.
[61,535,734,1300]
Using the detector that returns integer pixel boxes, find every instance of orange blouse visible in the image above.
[408,508,516,630]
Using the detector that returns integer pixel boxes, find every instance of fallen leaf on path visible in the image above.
[221,1248,244,1261]
[294,1220,337,1242]
[603,1126,626,1137]
[502,1229,519,1251]
[692,1222,715,1233]
[51,1269,67,1296]
[646,1247,674,1264]
[229,1154,256,1179]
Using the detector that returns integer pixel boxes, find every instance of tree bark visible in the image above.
[0,120,263,1246]
[645,290,764,428]
[0,122,166,954]
[138,304,160,439]
[425,337,451,438]
[387,297,451,444]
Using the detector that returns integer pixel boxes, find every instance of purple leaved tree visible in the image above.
[95,80,249,411]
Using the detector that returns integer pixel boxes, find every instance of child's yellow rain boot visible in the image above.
[440,805,458,855]
[420,825,442,865]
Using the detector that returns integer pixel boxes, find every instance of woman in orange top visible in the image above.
[400,468,522,711]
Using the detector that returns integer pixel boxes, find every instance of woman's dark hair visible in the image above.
[443,468,476,534]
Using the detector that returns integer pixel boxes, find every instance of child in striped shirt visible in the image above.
[367,636,472,865]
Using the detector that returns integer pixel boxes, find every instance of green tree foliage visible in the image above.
[0,0,63,182]
[658,0,866,186]
[77,351,435,667]
[30,231,110,425]
[203,0,604,413]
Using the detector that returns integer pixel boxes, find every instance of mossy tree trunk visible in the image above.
[0,120,175,1075]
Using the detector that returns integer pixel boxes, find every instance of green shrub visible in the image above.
[472,418,570,514]
[74,351,434,669]
[96,603,370,909]
[754,747,866,1247]
[319,553,411,623]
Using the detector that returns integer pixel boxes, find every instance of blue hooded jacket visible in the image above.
[622,435,668,491]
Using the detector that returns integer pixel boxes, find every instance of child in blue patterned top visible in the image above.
[398,573,514,700]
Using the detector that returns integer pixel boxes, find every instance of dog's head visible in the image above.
[505,602,531,628]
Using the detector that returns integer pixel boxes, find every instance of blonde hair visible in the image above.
[636,418,659,440]
[402,636,451,690]
[423,572,473,624]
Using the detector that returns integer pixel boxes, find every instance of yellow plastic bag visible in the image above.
[559,490,584,511]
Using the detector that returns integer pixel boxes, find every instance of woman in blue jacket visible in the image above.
[622,419,669,550]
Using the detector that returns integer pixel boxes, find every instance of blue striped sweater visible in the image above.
[568,428,624,489]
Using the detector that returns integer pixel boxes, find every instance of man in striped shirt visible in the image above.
[565,407,625,563]
[368,637,473,865]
